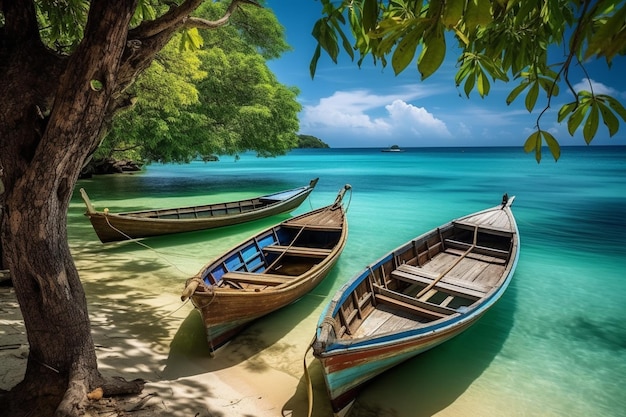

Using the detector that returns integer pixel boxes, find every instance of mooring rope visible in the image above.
[103,216,196,277]
[303,336,316,417]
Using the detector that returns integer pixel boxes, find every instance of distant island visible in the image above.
[298,134,329,148]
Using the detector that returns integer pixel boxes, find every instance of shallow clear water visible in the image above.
[69,146,626,416]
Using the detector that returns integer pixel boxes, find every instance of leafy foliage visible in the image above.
[99,1,300,163]
[310,0,626,162]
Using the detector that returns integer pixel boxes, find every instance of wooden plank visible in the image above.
[444,246,507,265]
[452,221,513,237]
[444,238,509,259]
[281,223,342,231]
[374,286,457,317]
[374,291,450,320]
[352,308,394,338]
[396,264,491,294]
[418,289,438,302]
[391,267,487,300]
[221,271,291,286]
[263,245,331,258]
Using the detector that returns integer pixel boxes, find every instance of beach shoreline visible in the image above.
[0,284,308,417]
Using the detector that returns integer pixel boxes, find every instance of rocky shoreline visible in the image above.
[80,158,143,178]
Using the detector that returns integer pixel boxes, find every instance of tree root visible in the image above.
[56,376,146,417]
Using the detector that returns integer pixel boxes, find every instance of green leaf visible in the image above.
[604,95,626,121]
[465,0,493,30]
[585,5,626,62]
[538,76,559,97]
[89,79,103,91]
[506,82,528,105]
[476,69,490,97]
[319,21,339,63]
[310,44,321,79]
[541,130,561,161]
[377,23,409,55]
[524,131,542,163]
[140,0,156,21]
[392,23,425,75]
[417,25,446,79]
[525,81,539,112]
[597,101,619,137]
[329,18,355,60]
[557,102,577,123]
[567,105,587,136]
[362,0,379,33]
[441,0,466,28]
[463,69,476,97]
[369,17,401,39]
[583,103,599,144]
[454,58,473,86]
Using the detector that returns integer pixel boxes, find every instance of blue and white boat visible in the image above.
[309,195,520,416]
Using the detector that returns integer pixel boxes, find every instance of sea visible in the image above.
[68,146,626,417]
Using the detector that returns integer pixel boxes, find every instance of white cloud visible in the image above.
[385,100,451,138]
[300,87,451,145]
[573,78,618,95]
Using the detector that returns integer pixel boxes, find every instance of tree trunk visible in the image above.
[1,1,253,415]
[0,1,144,415]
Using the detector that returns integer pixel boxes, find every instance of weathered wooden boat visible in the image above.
[309,195,519,416]
[79,178,318,243]
[181,184,351,354]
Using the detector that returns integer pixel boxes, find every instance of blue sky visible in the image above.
[264,1,626,149]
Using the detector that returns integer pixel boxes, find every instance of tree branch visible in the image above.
[130,0,261,39]
[184,0,262,29]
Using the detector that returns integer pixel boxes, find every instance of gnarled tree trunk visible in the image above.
[0,1,143,415]
[0,1,258,415]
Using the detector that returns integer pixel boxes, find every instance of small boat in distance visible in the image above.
[182,184,351,354]
[381,144,404,152]
[308,195,519,416]
[80,178,318,243]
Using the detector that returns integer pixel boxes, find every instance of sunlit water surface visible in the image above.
[68,146,626,417]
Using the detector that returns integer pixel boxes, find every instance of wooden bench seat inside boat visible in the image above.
[373,285,457,319]
[281,222,343,232]
[453,221,514,237]
[392,264,489,300]
[444,238,509,262]
[263,245,332,258]
[220,271,291,286]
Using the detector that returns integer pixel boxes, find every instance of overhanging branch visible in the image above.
[184,0,262,29]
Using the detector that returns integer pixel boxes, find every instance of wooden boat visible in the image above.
[181,184,351,354]
[79,178,318,243]
[309,195,519,416]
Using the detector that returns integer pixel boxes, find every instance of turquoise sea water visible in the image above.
[68,146,626,417]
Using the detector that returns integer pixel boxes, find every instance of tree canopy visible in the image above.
[310,0,626,161]
[98,1,300,163]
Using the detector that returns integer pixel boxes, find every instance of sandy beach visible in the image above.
[0,281,321,417]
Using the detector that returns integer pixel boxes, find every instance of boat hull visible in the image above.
[80,179,318,243]
[198,253,343,352]
[310,195,519,415]
[318,306,487,413]
[185,185,351,354]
